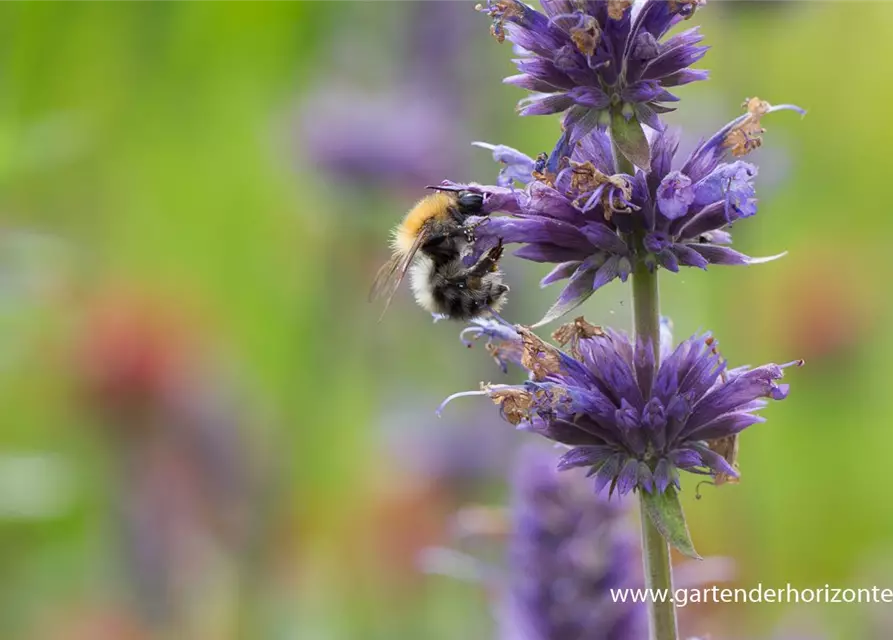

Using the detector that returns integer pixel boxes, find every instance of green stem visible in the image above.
[639,493,678,640]
[631,256,661,364]
[615,146,678,640]
[633,254,678,640]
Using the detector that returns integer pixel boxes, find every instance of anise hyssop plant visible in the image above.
[383,2,805,640]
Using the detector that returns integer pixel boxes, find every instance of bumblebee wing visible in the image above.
[369,253,402,302]
[369,223,433,320]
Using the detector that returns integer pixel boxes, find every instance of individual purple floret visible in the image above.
[450,98,804,323]
[498,446,645,640]
[440,317,801,496]
[476,0,709,164]
[461,316,528,372]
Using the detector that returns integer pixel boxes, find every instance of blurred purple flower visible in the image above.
[297,2,476,189]
[448,98,804,323]
[441,318,801,496]
[299,87,466,188]
[380,393,518,502]
[498,446,644,640]
[476,0,709,149]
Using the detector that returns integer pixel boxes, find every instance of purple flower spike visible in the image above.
[443,98,802,323]
[499,446,645,640]
[444,319,802,495]
[476,0,709,149]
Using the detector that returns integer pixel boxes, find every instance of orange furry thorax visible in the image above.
[392,192,455,255]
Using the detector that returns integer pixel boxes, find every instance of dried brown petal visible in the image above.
[724,123,765,157]
[517,327,564,381]
[743,96,772,117]
[477,1,523,44]
[532,171,555,187]
[485,383,534,425]
[568,161,630,195]
[568,160,601,192]
[567,160,633,221]
[706,434,740,485]
[704,335,738,486]
[607,0,632,21]
[723,96,773,157]
[532,152,556,187]
[552,316,605,360]
[570,15,601,56]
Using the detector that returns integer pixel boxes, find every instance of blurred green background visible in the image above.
[0,2,890,639]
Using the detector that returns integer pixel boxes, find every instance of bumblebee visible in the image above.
[369,188,508,321]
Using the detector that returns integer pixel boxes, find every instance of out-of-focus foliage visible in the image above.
[0,2,890,639]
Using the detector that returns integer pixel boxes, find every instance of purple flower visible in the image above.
[476,0,709,157]
[299,87,466,188]
[297,2,475,188]
[473,141,539,188]
[446,98,803,323]
[440,318,802,496]
[498,446,644,640]
[656,170,694,219]
[461,316,527,373]
[380,394,518,503]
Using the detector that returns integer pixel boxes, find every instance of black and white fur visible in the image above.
[410,240,508,320]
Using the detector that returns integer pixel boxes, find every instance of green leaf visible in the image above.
[610,112,651,171]
[641,486,701,559]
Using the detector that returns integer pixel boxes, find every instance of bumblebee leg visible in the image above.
[423,224,479,248]
[466,239,505,277]
[462,218,488,243]
[421,228,470,255]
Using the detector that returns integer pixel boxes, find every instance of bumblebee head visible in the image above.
[455,191,484,214]
[426,185,484,215]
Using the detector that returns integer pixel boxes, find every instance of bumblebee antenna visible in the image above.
[425,184,463,193]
